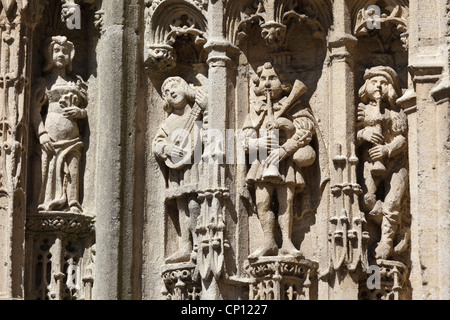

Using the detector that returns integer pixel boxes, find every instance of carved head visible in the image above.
[161,76,195,113]
[359,66,402,108]
[44,36,75,73]
[254,62,291,101]
[261,22,287,50]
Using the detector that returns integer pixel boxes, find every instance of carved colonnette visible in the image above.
[0,0,46,299]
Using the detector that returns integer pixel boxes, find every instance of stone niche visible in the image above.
[0,0,448,301]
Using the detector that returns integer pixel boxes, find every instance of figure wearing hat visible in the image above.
[356,66,408,261]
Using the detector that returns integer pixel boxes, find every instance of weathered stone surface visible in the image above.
[0,0,448,301]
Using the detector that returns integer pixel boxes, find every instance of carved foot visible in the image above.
[279,241,302,257]
[248,244,278,260]
[165,248,192,264]
[368,200,383,223]
[375,240,393,260]
[68,201,83,214]
[37,204,49,212]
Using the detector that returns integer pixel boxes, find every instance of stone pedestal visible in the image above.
[245,256,318,300]
[25,212,95,300]
[359,259,409,300]
[161,262,201,300]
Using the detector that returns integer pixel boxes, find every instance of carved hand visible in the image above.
[259,134,279,151]
[170,145,185,159]
[361,128,384,145]
[369,145,389,161]
[266,148,287,166]
[40,134,55,154]
[63,107,85,119]
[266,120,279,131]
[195,89,208,111]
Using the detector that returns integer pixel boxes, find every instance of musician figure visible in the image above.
[153,76,207,264]
[242,62,317,259]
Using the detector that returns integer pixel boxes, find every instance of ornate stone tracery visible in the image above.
[227,0,332,51]
[145,0,208,73]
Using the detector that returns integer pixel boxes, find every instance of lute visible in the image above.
[164,102,202,169]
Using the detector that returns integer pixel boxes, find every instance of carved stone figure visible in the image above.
[357,66,408,261]
[153,76,207,264]
[242,62,317,259]
[31,36,88,214]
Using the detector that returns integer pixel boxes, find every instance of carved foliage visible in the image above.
[359,260,409,300]
[227,0,331,51]
[145,0,208,72]
[27,213,95,234]
[353,1,409,51]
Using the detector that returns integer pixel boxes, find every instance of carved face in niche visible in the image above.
[162,78,189,109]
[257,65,284,101]
[52,43,72,69]
[365,75,389,101]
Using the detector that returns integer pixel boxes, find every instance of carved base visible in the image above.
[25,212,95,300]
[245,256,318,300]
[27,211,95,235]
[161,262,201,300]
[359,259,410,300]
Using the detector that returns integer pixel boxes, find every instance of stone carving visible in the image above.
[146,0,208,15]
[26,212,95,234]
[153,75,207,264]
[245,256,318,300]
[354,2,409,51]
[0,0,47,299]
[242,62,317,259]
[359,259,409,300]
[356,66,409,261]
[325,142,369,276]
[0,0,447,302]
[146,45,177,73]
[31,36,88,214]
[145,0,208,72]
[28,236,94,300]
[61,0,96,29]
[161,262,201,300]
[94,8,104,35]
[231,0,329,50]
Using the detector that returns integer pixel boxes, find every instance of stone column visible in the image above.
[92,0,144,300]
[0,1,43,300]
[322,0,367,300]
[406,0,450,301]
[194,0,238,300]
